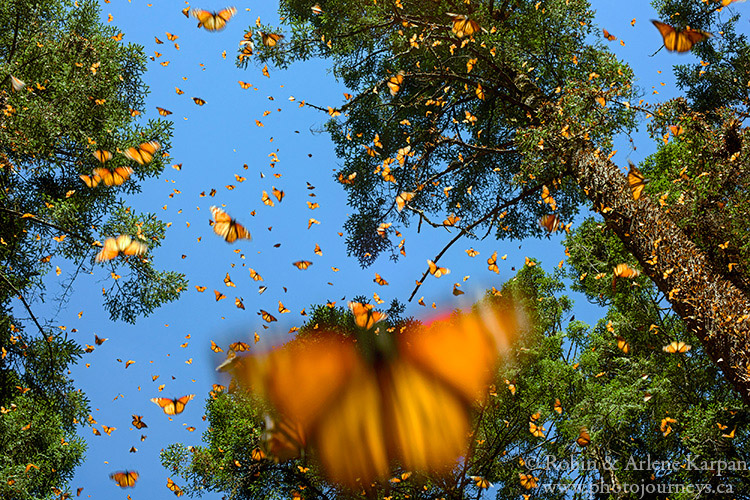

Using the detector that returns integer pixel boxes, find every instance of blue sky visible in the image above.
[22,0,746,498]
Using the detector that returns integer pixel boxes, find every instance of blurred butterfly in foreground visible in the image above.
[123,141,161,165]
[110,470,138,488]
[221,299,522,487]
[95,235,147,263]
[210,205,252,243]
[150,395,195,415]
[191,7,237,31]
[651,20,710,53]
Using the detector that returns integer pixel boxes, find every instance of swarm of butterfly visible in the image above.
[93,1,733,493]
[80,141,161,188]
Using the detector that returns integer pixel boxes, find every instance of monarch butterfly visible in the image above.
[311,3,323,15]
[338,171,357,184]
[373,273,389,285]
[627,161,648,200]
[92,150,113,163]
[259,309,277,322]
[131,415,147,429]
[616,335,630,354]
[612,262,640,290]
[387,72,404,96]
[210,206,252,243]
[487,251,499,273]
[10,75,26,91]
[93,166,134,186]
[260,32,283,47]
[539,213,561,234]
[602,28,616,41]
[660,416,677,436]
[150,395,195,415]
[576,428,591,447]
[529,422,545,437]
[80,173,101,188]
[166,478,183,497]
[443,214,460,226]
[519,473,538,489]
[427,259,450,278]
[446,13,480,38]
[228,341,250,352]
[349,301,387,330]
[472,476,491,489]
[110,470,139,488]
[223,301,521,486]
[554,398,563,414]
[95,235,147,263]
[541,185,557,210]
[156,107,172,116]
[663,341,692,354]
[651,20,710,53]
[123,141,161,165]
[192,97,206,106]
[191,7,237,31]
[239,43,254,61]
[292,260,312,270]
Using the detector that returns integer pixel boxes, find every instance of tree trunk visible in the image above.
[570,147,750,403]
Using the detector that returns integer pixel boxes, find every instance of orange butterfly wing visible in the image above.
[151,395,194,415]
[652,20,709,52]
[228,333,358,430]
[210,206,251,243]
[123,141,160,165]
[96,237,120,263]
[398,308,512,403]
[192,7,236,31]
[110,471,139,488]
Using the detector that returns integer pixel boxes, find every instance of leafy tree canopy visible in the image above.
[236,0,750,400]
[0,0,186,497]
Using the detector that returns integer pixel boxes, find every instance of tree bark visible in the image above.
[570,147,750,403]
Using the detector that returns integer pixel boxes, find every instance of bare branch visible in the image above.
[407,182,547,302]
